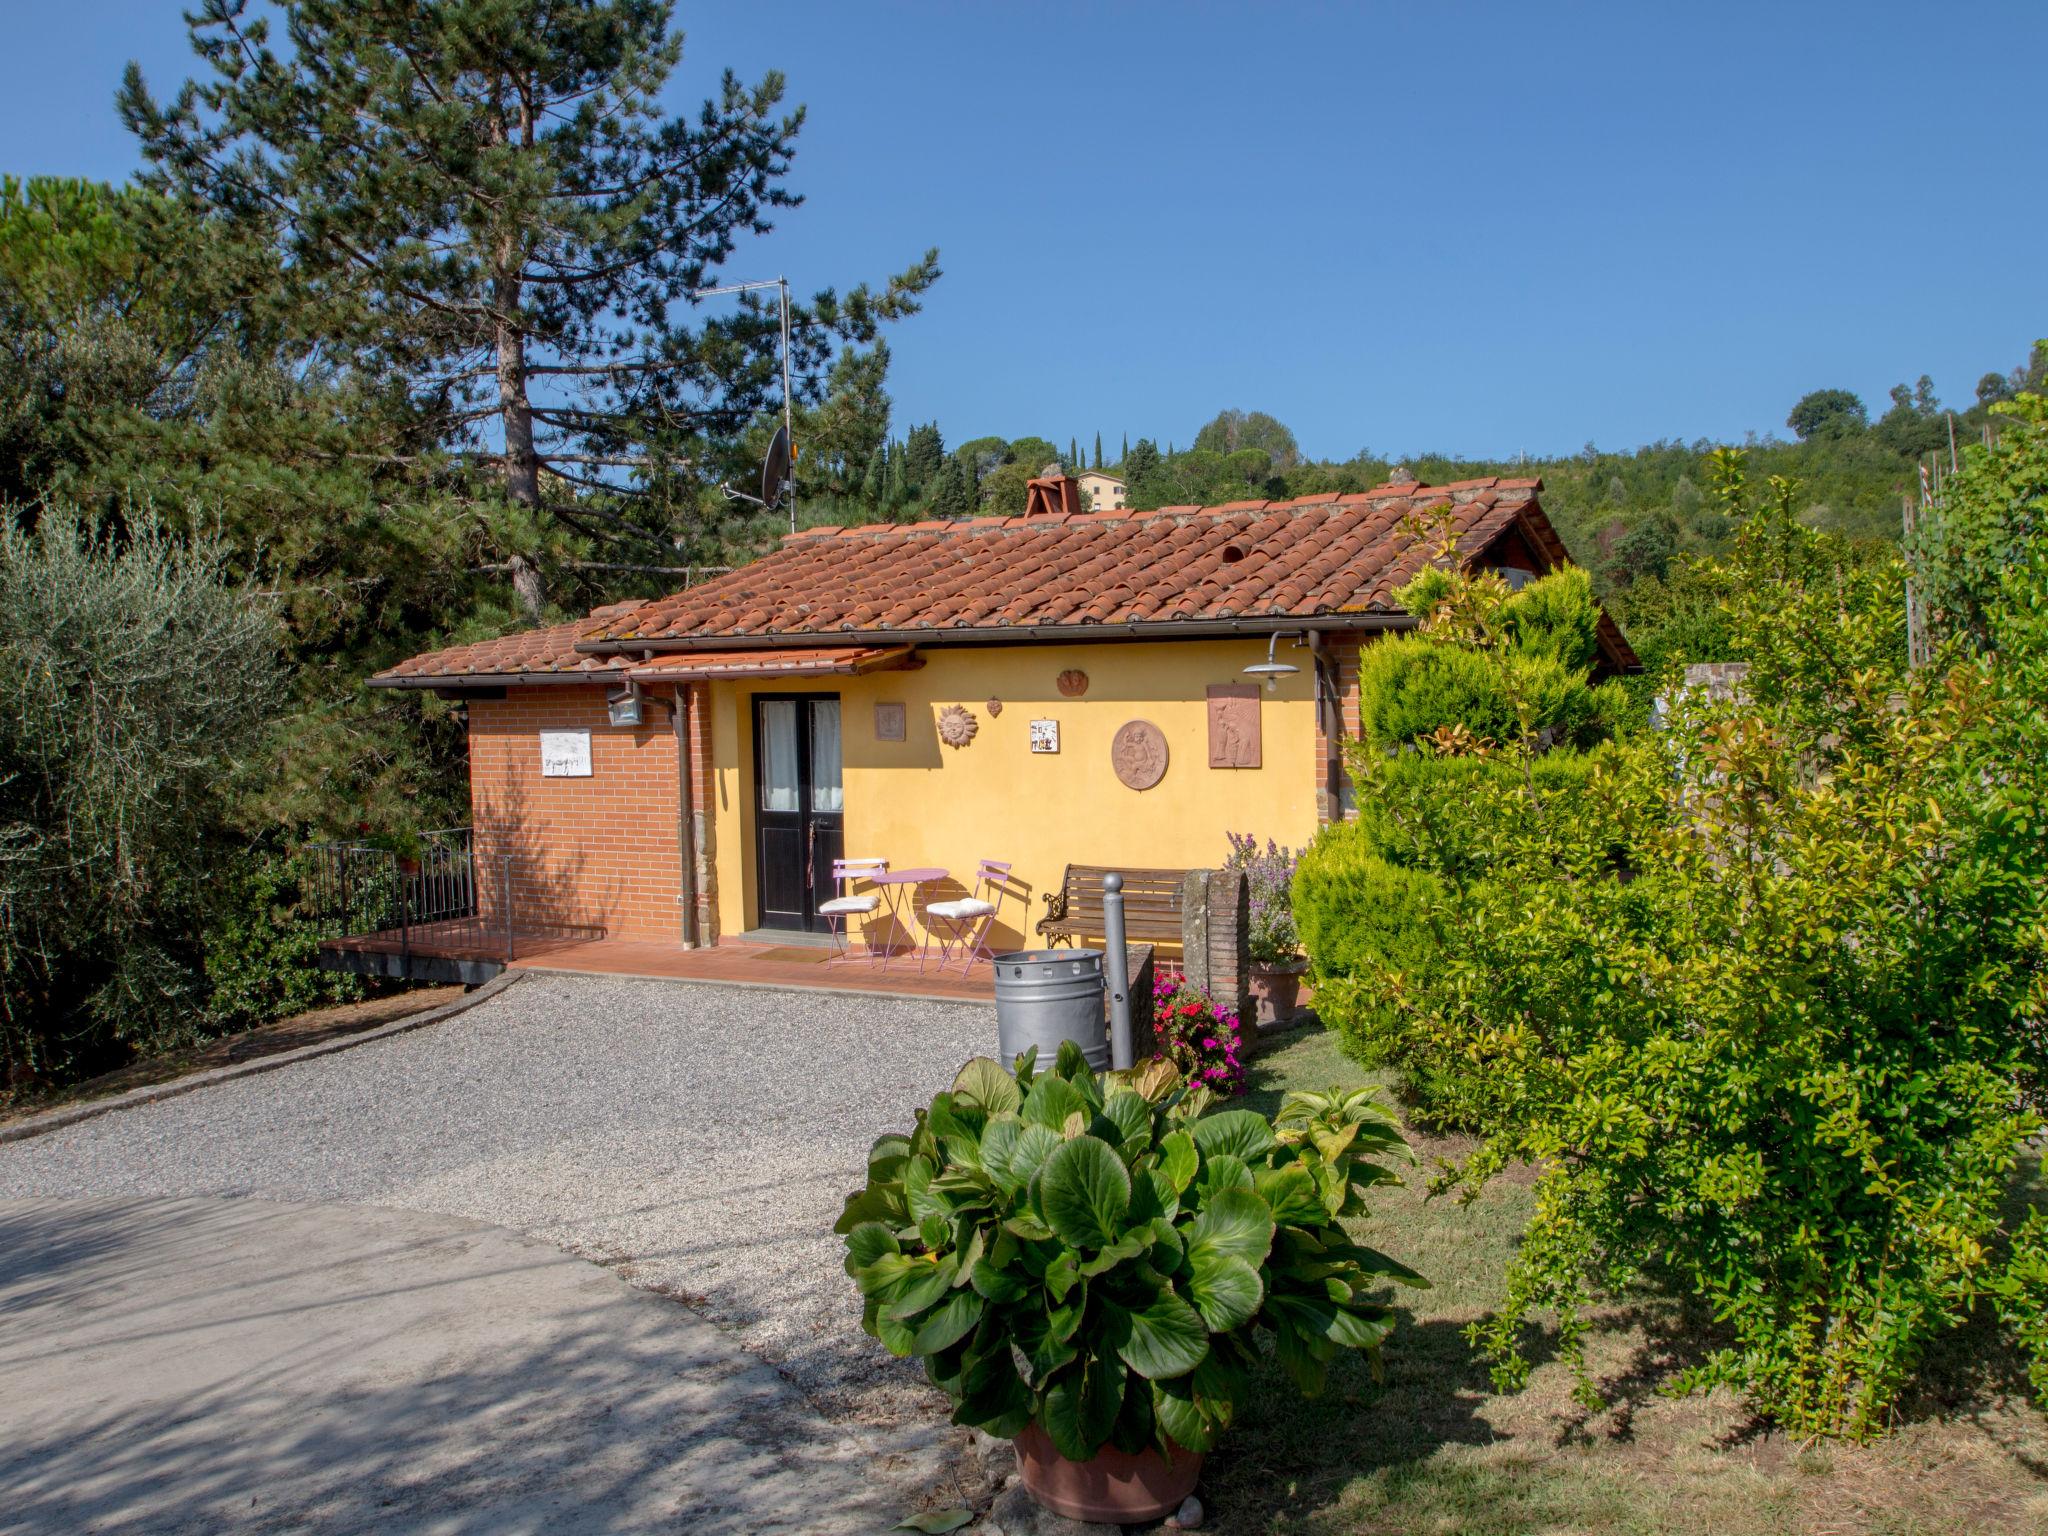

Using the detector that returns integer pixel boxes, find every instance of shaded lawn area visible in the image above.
[0,986,465,1128]
[1203,1025,2048,1536]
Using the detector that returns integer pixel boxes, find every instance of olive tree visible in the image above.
[0,512,281,1084]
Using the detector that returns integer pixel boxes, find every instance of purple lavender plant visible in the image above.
[1225,832,1300,968]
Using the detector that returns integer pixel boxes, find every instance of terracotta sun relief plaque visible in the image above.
[1207,683,1261,768]
[937,704,978,748]
[1111,719,1169,791]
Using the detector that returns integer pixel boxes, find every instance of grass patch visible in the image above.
[1199,1023,2048,1536]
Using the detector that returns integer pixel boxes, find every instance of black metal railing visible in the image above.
[303,827,517,965]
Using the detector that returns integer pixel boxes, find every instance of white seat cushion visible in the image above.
[817,895,881,915]
[927,898,996,920]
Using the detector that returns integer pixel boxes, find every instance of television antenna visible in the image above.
[691,276,796,533]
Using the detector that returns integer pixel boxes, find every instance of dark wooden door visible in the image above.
[751,694,844,932]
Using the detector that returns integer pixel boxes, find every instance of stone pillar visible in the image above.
[1180,871,1212,995]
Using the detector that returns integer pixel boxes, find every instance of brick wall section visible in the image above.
[1314,633,1365,823]
[682,681,719,945]
[1207,867,1251,1024]
[466,687,684,941]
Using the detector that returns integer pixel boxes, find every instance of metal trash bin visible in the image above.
[994,949,1108,1072]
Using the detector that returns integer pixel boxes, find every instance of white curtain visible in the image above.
[810,700,844,813]
[760,701,800,812]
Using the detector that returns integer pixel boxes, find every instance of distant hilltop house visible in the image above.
[349,469,1635,975]
[1076,470,1127,511]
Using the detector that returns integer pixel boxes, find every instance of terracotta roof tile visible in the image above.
[371,608,642,685]
[626,645,912,680]
[373,478,1638,679]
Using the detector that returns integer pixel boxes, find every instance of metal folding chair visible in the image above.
[818,857,889,963]
[921,859,1010,975]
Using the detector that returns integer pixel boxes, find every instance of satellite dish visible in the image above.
[761,423,792,509]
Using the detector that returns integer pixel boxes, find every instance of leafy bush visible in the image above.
[1149,974,1247,1097]
[1357,563,1626,752]
[1223,832,1298,966]
[1347,747,1613,884]
[1909,388,2048,653]
[836,1046,1425,1461]
[202,848,362,1030]
[1289,825,1455,1087]
[1386,476,2048,1438]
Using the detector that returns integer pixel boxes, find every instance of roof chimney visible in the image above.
[1023,466,1084,517]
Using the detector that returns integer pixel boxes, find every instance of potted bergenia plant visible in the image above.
[837,1044,1424,1524]
[1226,832,1304,1027]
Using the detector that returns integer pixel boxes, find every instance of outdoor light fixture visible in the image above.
[1242,632,1302,692]
[606,681,645,727]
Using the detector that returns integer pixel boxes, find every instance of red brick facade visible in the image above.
[467,687,686,941]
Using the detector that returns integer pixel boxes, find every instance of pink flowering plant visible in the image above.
[1150,972,1248,1097]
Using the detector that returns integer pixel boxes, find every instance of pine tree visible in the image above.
[121,0,938,615]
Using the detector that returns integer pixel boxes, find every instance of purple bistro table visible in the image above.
[867,867,948,966]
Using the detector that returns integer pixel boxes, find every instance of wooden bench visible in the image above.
[1037,865,1188,949]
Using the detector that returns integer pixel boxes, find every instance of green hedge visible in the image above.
[1292,823,1446,1071]
[1298,749,1619,1123]
[1353,747,1613,881]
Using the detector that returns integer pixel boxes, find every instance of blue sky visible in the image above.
[4,2,2043,461]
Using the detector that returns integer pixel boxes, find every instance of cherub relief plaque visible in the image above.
[1110,719,1169,791]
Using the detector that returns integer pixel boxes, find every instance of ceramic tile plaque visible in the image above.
[874,701,906,741]
[1207,683,1261,768]
[1030,719,1060,753]
[539,729,592,777]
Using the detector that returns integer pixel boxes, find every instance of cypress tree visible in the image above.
[1093,431,1102,469]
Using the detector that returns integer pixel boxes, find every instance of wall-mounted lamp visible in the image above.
[1242,632,1302,693]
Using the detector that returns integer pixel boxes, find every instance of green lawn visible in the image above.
[1198,1025,2048,1536]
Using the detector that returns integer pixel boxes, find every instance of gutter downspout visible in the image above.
[673,683,698,948]
[1307,629,1344,823]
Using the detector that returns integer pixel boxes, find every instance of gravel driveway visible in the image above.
[0,972,996,1424]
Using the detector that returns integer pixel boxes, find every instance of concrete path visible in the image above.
[0,1196,930,1535]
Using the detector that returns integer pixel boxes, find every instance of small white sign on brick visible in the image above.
[539,730,592,777]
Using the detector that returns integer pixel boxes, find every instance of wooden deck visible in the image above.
[320,921,996,1002]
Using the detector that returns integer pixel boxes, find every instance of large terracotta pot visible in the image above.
[1012,1422,1202,1523]
[1247,963,1306,1028]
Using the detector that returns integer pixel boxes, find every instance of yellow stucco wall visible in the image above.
[705,638,1319,951]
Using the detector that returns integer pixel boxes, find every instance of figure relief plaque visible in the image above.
[1111,719,1169,791]
[1206,683,1261,768]
[874,701,906,742]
